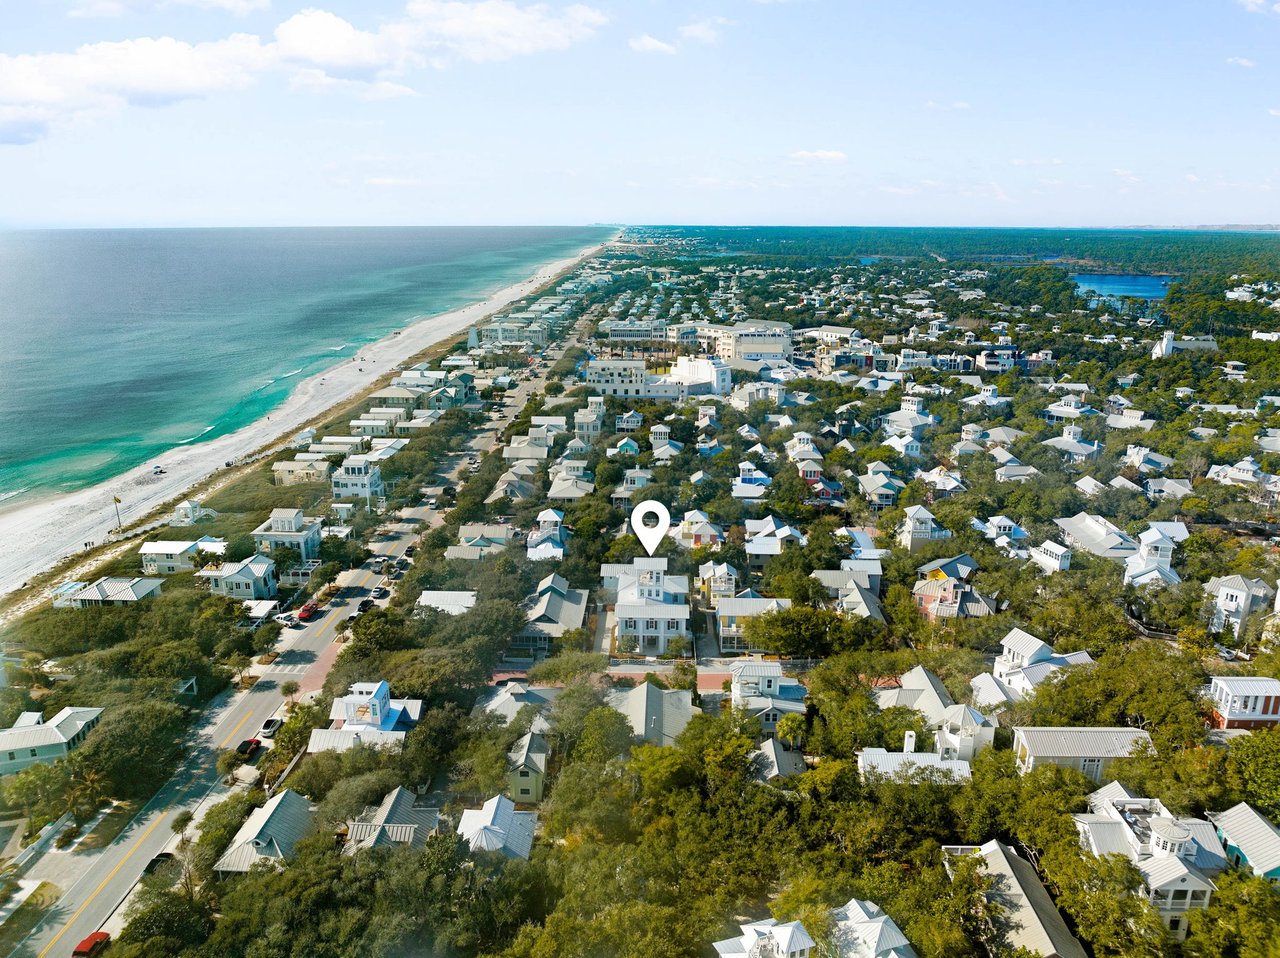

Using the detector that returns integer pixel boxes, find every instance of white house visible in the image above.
[139,537,226,575]
[1207,676,1280,730]
[1074,782,1223,941]
[1203,575,1274,637]
[729,661,807,735]
[456,795,537,860]
[0,707,102,776]
[897,505,951,554]
[971,628,1094,708]
[308,681,423,753]
[253,508,323,562]
[613,564,691,655]
[331,456,385,505]
[196,554,278,600]
[1013,726,1152,782]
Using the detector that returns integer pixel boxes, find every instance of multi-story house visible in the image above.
[197,554,278,600]
[1207,676,1280,730]
[897,505,952,554]
[613,564,691,655]
[1074,782,1223,941]
[1203,575,1274,637]
[253,508,323,562]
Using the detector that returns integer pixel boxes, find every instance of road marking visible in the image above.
[218,710,254,750]
[35,813,166,958]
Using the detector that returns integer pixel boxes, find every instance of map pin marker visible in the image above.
[630,500,671,557]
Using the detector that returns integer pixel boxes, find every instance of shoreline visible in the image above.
[0,235,614,603]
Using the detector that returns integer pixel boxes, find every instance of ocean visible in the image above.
[0,226,613,505]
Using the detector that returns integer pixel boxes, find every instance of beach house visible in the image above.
[0,707,103,776]
[253,508,323,562]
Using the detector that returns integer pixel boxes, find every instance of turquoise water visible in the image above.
[0,226,612,503]
[1070,272,1175,300]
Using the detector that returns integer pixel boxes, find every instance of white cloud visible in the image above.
[1227,56,1256,67]
[629,34,677,55]
[1113,168,1141,183]
[405,1,607,63]
[275,9,402,73]
[879,185,919,195]
[1,1,606,142]
[1236,0,1280,11]
[1185,173,1200,182]
[789,149,846,163]
[1009,157,1063,167]
[169,0,272,14]
[925,99,969,111]
[1270,107,1280,116]
[679,17,731,43]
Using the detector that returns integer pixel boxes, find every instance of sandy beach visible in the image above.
[0,237,611,604]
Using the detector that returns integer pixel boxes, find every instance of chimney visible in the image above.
[903,731,917,754]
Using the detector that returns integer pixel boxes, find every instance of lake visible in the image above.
[1071,273,1176,301]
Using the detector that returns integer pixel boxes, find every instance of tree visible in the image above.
[1228,727,1280,818]
[1183,869,1280,958]
[280,680,301,708]
[575,707,634,765]
[743,605,882,658]
[777,713,806,750]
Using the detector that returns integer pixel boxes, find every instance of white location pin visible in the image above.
[630,500,671,557]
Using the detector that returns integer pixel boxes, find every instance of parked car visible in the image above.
[427,498,438,509]
[236,738,261,759]
[296,602,319,622]
[73,933,111,957]
[371,587,389,600]
[358,598,375,612]
[258,718,284,739]
[404,544,417,557]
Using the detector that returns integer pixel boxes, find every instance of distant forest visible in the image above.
[661,226,1280,275]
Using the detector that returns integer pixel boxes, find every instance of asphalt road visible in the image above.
[10,328,582,957]
[9,525,420,958]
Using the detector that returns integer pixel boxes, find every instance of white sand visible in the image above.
[0,238,611,603]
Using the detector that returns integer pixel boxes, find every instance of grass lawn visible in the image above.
[76,801,139,851]
[0,882,60,954]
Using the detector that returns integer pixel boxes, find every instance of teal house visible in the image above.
[1208,803,1280,881]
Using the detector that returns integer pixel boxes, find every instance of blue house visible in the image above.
[1208,803,1280,881]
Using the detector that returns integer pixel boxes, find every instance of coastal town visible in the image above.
[5,226,1280,958]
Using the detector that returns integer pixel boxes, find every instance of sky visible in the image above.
[1,0,1278,228]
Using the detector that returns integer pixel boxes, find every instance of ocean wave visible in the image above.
[329,343,351,351]
[280,368,305,378]
[177,426,216,444]
[0,487,30,504]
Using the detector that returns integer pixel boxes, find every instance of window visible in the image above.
[1169,918,1181,932]
[519,770,530,778]
[6,752,12,762]
[519,788,530,796]
[1171,889,1188,905]
[29,749,36,758]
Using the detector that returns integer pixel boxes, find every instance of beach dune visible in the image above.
[0,240,608,605]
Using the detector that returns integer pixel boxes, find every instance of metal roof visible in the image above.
[1014,726,1152,759]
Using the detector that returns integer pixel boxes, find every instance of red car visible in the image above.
[296,601,319,622]
[236,738,262,760]
[73,932,111,957]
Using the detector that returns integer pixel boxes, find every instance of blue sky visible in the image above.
[1,0,1278,227]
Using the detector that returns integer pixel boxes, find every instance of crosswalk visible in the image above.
[266,661,309,675]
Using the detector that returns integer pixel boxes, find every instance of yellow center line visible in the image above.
[35,812,166,958]
[218,710,254,750]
